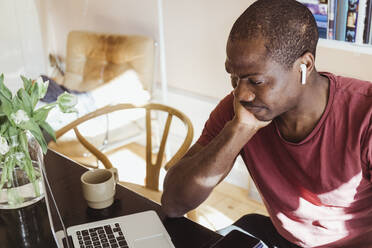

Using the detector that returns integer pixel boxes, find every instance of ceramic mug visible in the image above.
[81,168,118,209]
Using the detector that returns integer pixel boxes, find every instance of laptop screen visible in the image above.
[40,156,175,248]
[41,160,72,248]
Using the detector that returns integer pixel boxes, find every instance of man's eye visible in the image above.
[249,79,264,85]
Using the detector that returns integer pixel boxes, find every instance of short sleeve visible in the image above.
[197,92,235,146]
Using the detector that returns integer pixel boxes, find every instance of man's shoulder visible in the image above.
[326,72,372,98]
[325,72,372,135]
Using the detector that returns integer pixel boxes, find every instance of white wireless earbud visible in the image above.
[300,64,307,85]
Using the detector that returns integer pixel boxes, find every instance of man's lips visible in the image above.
[240,101,266,110]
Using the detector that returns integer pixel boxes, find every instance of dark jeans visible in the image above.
[233,214,301,248]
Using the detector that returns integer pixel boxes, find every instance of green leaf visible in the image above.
[12,95,23,111]
[0,161,8,190]
[19,157,39,197]
[34,77,48,99]
[8,132,19,148]
[57,92,78,113]
[0,95,6,118]
[18,159,25,170]
[0,91,13,117]
[7,126,18,138]
[0,120,9,135]
[26,158,35,181]
[17,89,33,116]
[33,105,54,124]
[30,130,47,154]
[21,75,32,93]
[33,180,40,197]
[0,74,12,100]
[19,131,30,158]
[40,121,56,142]
[24,158,30,175]
[30,85,39,108]
[7,156,15,186]
[29,80,36,98]
[0,108,6,117]
[18,120,47,154]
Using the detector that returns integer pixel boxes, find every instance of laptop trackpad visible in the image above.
[134,234,173,248]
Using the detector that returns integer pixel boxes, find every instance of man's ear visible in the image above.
[299,52,315,74]
[293,52,315,85]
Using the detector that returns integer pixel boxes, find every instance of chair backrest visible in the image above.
[63,31,155,92]
[54,103,194,191]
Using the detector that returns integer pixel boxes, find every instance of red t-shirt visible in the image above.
[197,73,372,247]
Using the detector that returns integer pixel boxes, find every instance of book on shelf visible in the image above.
[364,0,372,43]
[355,0,367,43]
[343,0,372,44]
[298,0,329,39]
[345,0,359,43]
[370,21,372,44]
[336,0,349,40]
[299,0,372,44]
[328,0,338,39]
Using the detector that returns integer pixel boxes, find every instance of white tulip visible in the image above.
[14,152,25,163]
[11,109,29,125]
[57,92,78,113]
[0,136,9,155]
[36,77,49,99]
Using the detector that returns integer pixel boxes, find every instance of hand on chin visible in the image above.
[233,97,272,130]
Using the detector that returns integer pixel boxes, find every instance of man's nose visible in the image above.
[233,80,255,102]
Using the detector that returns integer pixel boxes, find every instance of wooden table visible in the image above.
[0,150,221,248]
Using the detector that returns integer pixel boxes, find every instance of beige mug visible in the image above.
[81,168,118,209]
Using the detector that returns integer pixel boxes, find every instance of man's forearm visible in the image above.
[161,119,257,217]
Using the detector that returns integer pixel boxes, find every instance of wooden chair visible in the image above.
[47,31,156,159]
[51,103,194,204]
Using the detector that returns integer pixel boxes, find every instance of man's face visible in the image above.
[225,38,302,121]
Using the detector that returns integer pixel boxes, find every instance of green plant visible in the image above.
[0,74,77,204]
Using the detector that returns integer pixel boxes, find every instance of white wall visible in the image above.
[37,0,159,76]
[38,0,372,99]
[163,0,255,99]
[317,40,372,81]
[163,1,372,99]
[0,0,45,93]
[37,0,255,99]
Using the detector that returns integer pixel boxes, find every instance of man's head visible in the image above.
[229,0,318,69]
[226,0,319,121]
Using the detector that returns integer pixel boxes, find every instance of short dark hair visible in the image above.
[229,0,318,69]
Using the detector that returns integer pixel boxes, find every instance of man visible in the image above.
[161,0,372,247]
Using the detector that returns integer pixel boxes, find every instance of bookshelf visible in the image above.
[297,1,372,82]
[299,0,372,46]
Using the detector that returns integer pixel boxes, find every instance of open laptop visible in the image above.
[54,210,175,248]
[41,163,175,248]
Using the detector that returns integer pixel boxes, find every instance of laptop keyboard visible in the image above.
[76,223,128,248]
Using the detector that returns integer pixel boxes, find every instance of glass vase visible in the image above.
[0,133,55,247]
[0,132,45,209]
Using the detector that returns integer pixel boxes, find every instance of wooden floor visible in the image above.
[51,141,268,231]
